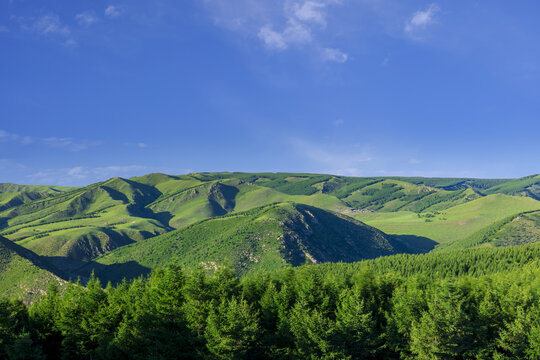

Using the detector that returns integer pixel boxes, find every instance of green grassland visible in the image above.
[0,177,170,259]
[435,209,540,251]
[95,202,425,279]
[352,194,540,243]
[483,174,540,199]
[1,172,540,276]
[0,183,75,212]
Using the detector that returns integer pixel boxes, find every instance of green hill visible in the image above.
[352,194,540,243]
[0,177,170,260]
[0,183,75,212]
[2,172,540,270]
[435,209,540,250]
[0,235,66,302]
[94,203,432,280]
[483,174,540,199]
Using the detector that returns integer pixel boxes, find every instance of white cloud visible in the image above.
[123,142,150,148]
[0,25,8,33]
[105,5,122,18]
[258,26,287,50]
[259,19,312,50]
[0,130,33,145]
[283,19,312,44]
[405,4,440,34]
[292,1,327,26]
[28,14,70,37]
[321,47,348,63]
[43,137,102,152]
[205,0,346,60]
[17,14,77,46]
[75,11,97,26]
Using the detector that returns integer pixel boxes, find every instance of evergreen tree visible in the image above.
[205,297,260,359]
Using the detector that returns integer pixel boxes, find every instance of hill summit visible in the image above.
[95,202,433,278]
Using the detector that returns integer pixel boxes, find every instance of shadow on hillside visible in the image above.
[44,256,151,285]
[392,234,438,254]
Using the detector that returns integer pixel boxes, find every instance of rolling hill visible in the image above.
[351,194,540,243]
[0,177,170,260]
[0,183,75,212]
[93,203,434,280]
[0,171,539,285]
[435,209,540,250]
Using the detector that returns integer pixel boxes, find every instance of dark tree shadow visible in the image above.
[391,234,438,254]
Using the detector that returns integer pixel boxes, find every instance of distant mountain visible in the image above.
[0,183,75,212]
[0,177,170,260]
[483,174,540,200]
[94,203,434,280]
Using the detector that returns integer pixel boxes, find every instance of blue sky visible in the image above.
[1,0,539,186]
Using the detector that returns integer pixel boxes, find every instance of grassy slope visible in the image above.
[483,174,540,199]
[436,209,540,250]
[491,210,540,246]
[96,203,424,278]
[0,177,169,259]
[0,183,76,212]
[3,172,540,263]
[0,236,65,302]
[0,183,75,194]
[352,194,540,243]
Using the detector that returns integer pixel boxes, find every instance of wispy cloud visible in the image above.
[75,11,98,26]
[43,137,103,152]
[258,20,312,50]
[17,14,76,47]
[290,1,328,27]
[105,5,123,19]
[405,3,440,35]
[0,129,103,151]
[0,25,8,33]
[205,0,347,62]
[123,142,149,148]
[321,47,348,63]
[0,130,33,145]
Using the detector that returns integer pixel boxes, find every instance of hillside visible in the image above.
[351,194,540,243]
[0,183,75,212]
[94,203,431,279]
[483,174,540,199]
[435,209,540,250]
[0,177,170,260]
[0,235,66,302]
[1,172,539,268]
